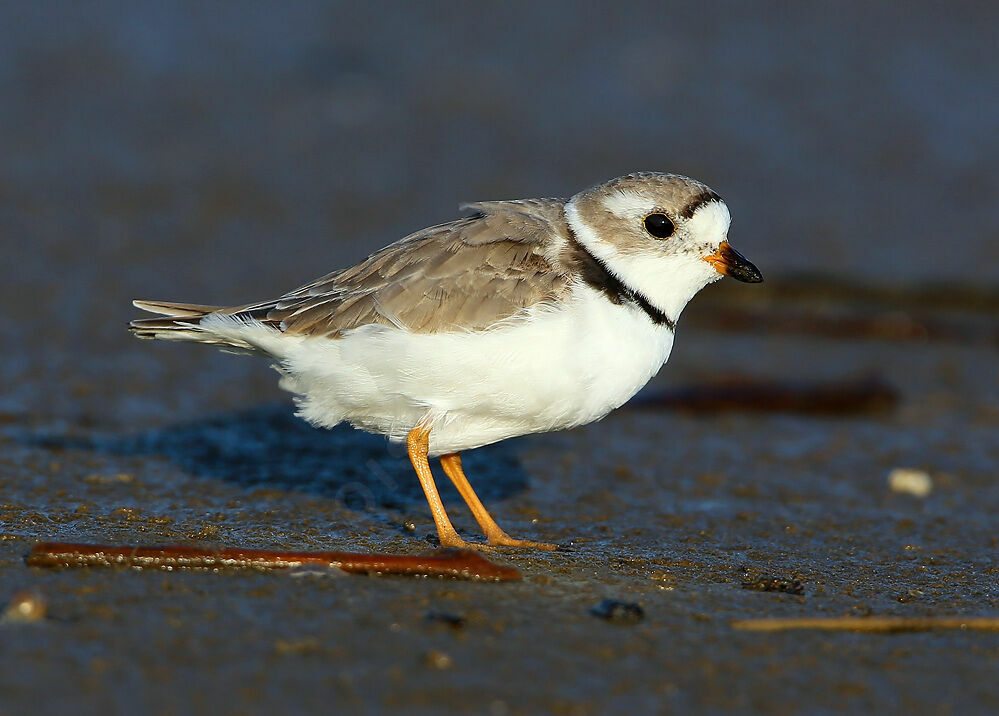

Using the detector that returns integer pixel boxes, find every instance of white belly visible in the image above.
[275,285,674,455]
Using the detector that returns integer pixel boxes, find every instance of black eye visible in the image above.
[644,213,675,239]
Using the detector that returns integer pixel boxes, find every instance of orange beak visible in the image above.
[702,242,763,283]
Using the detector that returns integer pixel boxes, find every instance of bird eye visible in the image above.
[643,213,675,239]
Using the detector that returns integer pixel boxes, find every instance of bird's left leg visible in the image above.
[439,452,558,550]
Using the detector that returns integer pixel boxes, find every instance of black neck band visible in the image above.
[565,230,676,331]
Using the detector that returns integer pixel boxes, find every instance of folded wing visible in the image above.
[131,198,573,345]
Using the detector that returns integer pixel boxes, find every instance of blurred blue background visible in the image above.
[1,1,997,421]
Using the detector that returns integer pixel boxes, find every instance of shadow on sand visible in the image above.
[23,404,530,512]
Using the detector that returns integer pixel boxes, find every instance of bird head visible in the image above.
[565,172,762,322]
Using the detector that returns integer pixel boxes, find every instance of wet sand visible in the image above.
[2,3,999,713]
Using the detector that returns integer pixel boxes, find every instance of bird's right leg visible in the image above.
[406,424,479,550]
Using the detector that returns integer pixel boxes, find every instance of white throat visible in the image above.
[564,198,722,324]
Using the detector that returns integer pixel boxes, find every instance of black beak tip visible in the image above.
[725,247,763,283]
[734,264,764,283]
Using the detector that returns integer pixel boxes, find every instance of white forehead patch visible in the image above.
[685,200,731,242]
[600,189,651,219]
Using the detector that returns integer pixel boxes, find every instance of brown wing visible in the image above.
[231,199,572,336]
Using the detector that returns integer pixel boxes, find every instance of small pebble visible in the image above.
[424,649,453,669]
[425,611,465,629]
[2,590,47,623]
[590,599,644,623]
[888,468,933,497]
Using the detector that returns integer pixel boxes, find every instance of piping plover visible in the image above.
[132,172,762,550]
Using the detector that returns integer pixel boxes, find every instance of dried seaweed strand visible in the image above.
[732,616,999,633]
[633,376,898,416]
[26,542,521,582]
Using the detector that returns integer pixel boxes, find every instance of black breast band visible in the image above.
[565,231,676,331]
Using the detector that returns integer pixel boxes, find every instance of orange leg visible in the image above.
[406,426,478,550]
[440,452,558,550]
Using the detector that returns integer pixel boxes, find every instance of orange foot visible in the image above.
[435,532,559,552]
[486,532,560,551]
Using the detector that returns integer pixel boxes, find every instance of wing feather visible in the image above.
[229,199,572,337]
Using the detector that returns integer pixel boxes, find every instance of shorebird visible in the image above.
[131,172,762,550]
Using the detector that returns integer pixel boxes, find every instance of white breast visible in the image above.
[275,284,674,455]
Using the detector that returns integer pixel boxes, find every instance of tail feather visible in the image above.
[131,298,288,356]
[130,299,222,343]
[132,299,223,318]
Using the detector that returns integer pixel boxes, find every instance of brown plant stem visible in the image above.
[731,616,999,633]
[26,541,521,581]
[633,376,898,416]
